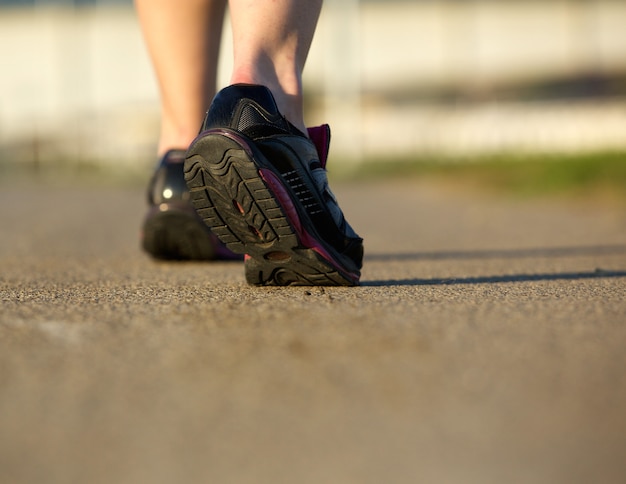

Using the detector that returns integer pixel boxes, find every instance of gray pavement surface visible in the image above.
[1,174,625,484]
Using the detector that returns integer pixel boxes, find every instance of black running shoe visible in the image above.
[141,149,239,261]
[184,84,363,286]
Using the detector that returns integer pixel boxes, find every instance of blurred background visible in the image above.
[1,0,625,169]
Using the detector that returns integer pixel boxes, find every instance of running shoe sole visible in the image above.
[184,129,360,286]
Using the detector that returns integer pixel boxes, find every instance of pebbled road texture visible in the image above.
[1,175,625,484]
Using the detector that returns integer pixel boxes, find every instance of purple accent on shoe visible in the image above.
[307,124,331,169]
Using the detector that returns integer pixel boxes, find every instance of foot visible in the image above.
[141,149,240,261]
[184,84,363,286]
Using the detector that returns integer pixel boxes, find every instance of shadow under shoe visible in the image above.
[141,149,240,261]
[184,84,363,285]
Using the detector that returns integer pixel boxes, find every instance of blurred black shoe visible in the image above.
[141,149,240,261]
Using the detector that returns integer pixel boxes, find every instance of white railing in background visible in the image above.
[1,0,626,164]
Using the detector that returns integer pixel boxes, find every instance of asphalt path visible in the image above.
[1,174,625,484]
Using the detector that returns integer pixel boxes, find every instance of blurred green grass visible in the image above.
[2,150,625,204]
[337,151,626,203]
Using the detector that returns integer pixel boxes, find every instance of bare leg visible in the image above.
[135,0,227,155]
[228,0,323,133]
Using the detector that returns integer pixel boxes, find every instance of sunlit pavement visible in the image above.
[1,176,625,484]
